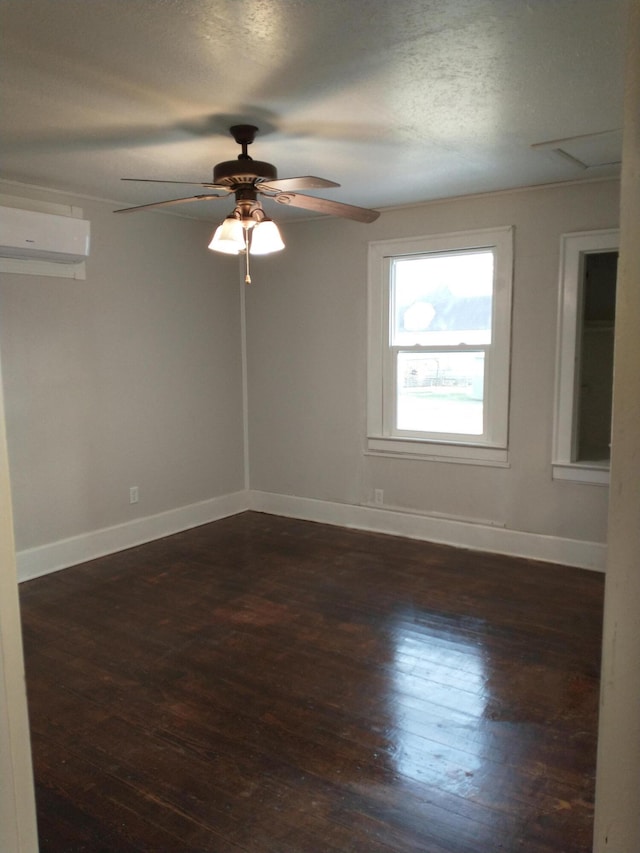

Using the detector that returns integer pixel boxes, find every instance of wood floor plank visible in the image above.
[20,511,604,852]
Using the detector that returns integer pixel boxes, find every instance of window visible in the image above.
[367,227,513,463]
[553,229,619,484]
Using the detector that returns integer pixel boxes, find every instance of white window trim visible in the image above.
[552,228,619,486]
[367,226,513,465]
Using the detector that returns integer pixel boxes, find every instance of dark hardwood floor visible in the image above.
[19,511,604,852]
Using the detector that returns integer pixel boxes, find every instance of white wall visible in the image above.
[246,178,619,553]
[594,0,640,846]
[0,182,246,569]
[0,177,620,575]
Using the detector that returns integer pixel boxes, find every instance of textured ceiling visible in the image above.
[0,0,627,222]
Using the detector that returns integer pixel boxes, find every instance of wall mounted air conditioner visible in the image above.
[0,205,90,264]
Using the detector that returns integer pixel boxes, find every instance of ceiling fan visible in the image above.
[115,125,379,282]
[115,123,379,221]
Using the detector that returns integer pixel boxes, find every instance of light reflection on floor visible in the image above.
[391,619,486,785]
[386,613,527,844]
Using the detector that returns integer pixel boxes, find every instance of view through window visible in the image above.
[391,250,494,437]
[575,251,617,462]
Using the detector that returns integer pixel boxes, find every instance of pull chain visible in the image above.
[244,229,251,284]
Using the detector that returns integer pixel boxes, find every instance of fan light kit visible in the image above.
[115,124,379,283]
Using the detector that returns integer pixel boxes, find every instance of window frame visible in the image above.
[367,226,514,464]
[552,228,619,485]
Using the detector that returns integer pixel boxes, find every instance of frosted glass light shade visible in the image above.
[208,218,245,254]
[249,220,285,255]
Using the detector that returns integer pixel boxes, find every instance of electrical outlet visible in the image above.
[374,488,384,506]
[129,486,139,504]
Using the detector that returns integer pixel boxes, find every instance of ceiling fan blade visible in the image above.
[259,176,340,192]
[121,178,230,190]
[273,192,380,223]
[114,193,228,214]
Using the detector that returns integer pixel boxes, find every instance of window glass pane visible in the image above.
[392,250,494,347]
[576,251,617,462]
[397,351,484,435]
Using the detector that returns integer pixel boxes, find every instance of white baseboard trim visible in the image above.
[16,488,607,582]
[248,491,607,572]
[17,490,250,582]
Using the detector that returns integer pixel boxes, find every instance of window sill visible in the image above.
[366,436,509,467]
[552,462,610,485]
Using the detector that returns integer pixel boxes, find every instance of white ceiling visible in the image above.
[0,0,627,222]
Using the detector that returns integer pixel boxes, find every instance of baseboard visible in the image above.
[16,487,606,582]
[248,491,607,571]
[16,490,250,582]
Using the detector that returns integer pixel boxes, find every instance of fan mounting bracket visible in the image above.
[230,125,258,147]
[230,124,259,161]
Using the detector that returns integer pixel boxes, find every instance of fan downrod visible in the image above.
[213,125,277,185]
[230,124,258,159]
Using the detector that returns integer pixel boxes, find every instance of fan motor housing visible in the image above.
[213,159,278,186]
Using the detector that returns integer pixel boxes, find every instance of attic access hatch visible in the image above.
[531,129,622,170]
[0,201,90,279]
